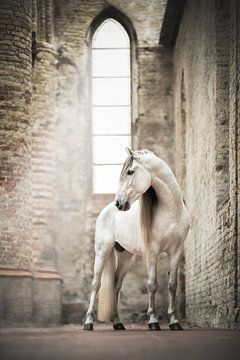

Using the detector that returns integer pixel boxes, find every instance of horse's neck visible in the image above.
[149,158,183,216]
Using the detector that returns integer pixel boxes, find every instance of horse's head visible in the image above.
[115,148,152,211]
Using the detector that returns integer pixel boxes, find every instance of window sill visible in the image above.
[91,193,115,214]
[92,193,115,201]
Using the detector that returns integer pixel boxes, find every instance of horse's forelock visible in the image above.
[120,156,133,180]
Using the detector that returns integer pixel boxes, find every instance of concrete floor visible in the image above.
[0,324,239,360]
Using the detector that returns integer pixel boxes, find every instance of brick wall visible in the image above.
[137,46,174,166]
[174,0,239,328]
[229,0,240,326]
[31,0,57,272]
[0,0,32,270]
[31,42,57,270]
[0,0,62,327]
[0,0,33,325]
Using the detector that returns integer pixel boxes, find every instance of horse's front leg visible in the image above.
[83,247,112,331]
[168,252,184,331]
[146,253,161,331]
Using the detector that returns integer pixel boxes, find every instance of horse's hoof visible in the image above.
[148,322,161,331]
[169,322,183,331]
[113,322,126,330]
[83,323,93,331]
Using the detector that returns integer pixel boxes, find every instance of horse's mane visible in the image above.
[120,149,157,247]
[140,186,158,247]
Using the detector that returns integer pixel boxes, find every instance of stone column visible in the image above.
[0,0,33,325]
[31,0,62,325]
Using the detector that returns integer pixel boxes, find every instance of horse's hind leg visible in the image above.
[168,251,184,331]
[83,246,113,331]
[112,249,132,330]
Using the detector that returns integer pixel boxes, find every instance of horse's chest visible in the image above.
[114,204,144,255]
[152,215,186,254]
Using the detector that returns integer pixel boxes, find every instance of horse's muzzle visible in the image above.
[115,200,130,211]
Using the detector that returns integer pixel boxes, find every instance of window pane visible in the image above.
[92,78,130,106]
[93,165,122,193]
[93,135,131,164]
[92,49,130,77]
[92,18,131,194]
[92,19,130,49]
[92,107,131,135]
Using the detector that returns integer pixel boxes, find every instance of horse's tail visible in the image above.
[98,250,116,322]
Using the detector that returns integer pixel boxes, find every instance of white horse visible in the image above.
[84,149,190,331]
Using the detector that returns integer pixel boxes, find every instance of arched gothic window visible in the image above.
[92,18,131,194]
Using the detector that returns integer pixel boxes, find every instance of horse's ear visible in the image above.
[126,147,141,160]
[126,147,133,156]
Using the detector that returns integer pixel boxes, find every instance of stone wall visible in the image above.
[173,0,239,328]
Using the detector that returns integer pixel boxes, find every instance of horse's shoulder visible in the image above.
[99,201,116,215]
[96,201,117,224]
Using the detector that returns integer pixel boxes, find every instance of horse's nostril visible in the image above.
[115,200,120,208]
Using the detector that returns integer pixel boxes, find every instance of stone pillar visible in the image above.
[37,0,46,42]
[31,0,62,325]
[0,0,33,325]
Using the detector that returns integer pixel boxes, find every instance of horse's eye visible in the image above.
[127,170,134,176]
